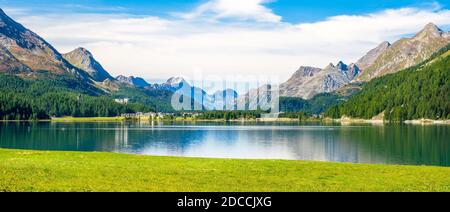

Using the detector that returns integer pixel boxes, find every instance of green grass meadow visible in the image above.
[0,148,449,192]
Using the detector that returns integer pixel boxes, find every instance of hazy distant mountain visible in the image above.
[236,84,274,111]
[155,77,207,109]
[152,77,240,110]
[63,47,113,82]
[279,62,359,99]
[0,9,87,78]
[116,75,150,88]
[211,89,239,110]
[357,23,450,81]
[156,77,190,91]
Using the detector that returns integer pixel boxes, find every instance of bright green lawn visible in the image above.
[0,148,449,192]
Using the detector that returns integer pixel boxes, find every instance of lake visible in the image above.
[0,122,448,166]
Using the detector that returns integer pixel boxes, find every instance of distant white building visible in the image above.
[115,98,130,104]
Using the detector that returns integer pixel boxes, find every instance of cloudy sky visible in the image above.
[2,0,450,83]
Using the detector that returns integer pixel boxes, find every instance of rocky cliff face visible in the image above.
[63,48,113,82]
[357,23,450,81]
[0,45,30,73]
[356,41,391,70]
[0,8,85,77]
[279,62,359,99]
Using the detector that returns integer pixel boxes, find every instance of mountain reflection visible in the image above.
[0,122,448,166]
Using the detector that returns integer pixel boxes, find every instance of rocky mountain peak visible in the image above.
[0,8,7,18]
[423,23,442,33]
[0,8,11,23]
[116,75,150,88]
[63,47,113,82]
[292,66,321,78]
[356,41,391,70]
[414,23,445,40]
[73,47,93,57]
[336,61,347,70]
[325,63,335,70]
[279,62,353,99]
[379,41,392,49]
[166,76,187,87]
[358,23,450,81]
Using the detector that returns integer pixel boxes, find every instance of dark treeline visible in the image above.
[0,74,153,120]
[196,110,263,120]
[325,45,450,122]
[278,112,308,120]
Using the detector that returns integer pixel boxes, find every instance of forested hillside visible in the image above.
[0,74,153,120]
[325,44,450,122]
[111,87,174,113]
[280,93,347,115]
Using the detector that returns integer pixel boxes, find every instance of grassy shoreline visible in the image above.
[0,148,449,192]
[1,116,449,125]
[50,116,127,122]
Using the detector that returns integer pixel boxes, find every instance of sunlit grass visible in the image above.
[0,148,449,192]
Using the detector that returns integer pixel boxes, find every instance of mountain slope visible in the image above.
[63,48,113,82]
[279,62,359,99]
[279,23,449,100]
[0,9,175,115]
[0,45,30,73]
[326,44,450,121]
[356,41,391,70]
[0,9,87,78]
[358,23,450,81]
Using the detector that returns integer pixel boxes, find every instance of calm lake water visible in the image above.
[0,122,449,166]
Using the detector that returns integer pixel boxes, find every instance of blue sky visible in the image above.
[2,0,448,22]
[1,0,450,86]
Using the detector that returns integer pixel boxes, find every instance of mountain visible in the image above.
[0,8,86,78]
[326,43,450,121]
[165,77,218,110]
[0,45,30,73]
[279,62,359,99]
[152,77,241,110]
[155,77,190,91]
[63,47,113,82]
[356,41,391,70]
[213,89,238,98]
[0,9,176,116]
[357,23,450,81]
[237,84,274,111]
[116,75,150,88]
[211,89,239,110]
[279,23,449,100]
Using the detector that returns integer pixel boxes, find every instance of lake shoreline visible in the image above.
[1,116,449,125]
[1,148,449,192]
[325,117,450,125]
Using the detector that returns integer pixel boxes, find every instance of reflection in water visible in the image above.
[0,122,448,166]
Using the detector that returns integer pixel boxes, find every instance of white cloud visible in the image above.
[177,0,281,23]
[4,6,450,83]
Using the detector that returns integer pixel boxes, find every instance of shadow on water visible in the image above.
[0,122,448,166]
